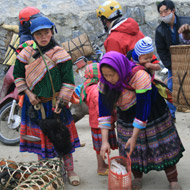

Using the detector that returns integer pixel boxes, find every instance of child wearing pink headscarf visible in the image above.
[80,63,118,176]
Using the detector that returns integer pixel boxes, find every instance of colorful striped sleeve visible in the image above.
[58,58,75,103]
[130,70,152,93]
[13,59,28,94]
[130,70,152,129]
[133,90,152,129]
[59,83,75,103]
[98,91,112,129]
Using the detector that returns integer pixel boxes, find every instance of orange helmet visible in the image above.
[19,7,41,25]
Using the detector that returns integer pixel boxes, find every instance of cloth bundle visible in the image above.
[110,159,127,175]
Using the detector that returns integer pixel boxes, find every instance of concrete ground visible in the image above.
[0,112,189,190]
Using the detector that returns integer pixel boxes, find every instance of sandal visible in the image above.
[68,175,80,186]
[80,142,86,147]
[98,168,109,176]
[132,178,142,190]
[169,182,182,190]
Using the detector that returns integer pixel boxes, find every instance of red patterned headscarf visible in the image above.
[80,63,101,103]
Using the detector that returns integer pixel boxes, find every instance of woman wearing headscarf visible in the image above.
[98,51,184,190]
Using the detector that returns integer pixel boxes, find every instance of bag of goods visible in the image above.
[62,33,95,63]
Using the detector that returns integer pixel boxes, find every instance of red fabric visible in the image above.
[91,127,118,154]
[151,54,160,64]
[104,18,144,55]
[86,84,99,128]
[86,84,116,128]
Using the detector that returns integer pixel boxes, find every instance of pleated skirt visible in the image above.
[91,127,118,154]
[117,86,185,173]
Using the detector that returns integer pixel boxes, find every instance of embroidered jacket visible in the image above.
[13,41,75,103]
[98,70,152,129]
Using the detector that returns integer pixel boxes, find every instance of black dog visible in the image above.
[28,105,72,157]
[39,115,72,157]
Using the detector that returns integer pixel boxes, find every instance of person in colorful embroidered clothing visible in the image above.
[80,63,118,176]
[13,17,80,186]
[98,51,184,190]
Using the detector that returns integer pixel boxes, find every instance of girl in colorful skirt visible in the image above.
[80,63,118,176]
[98,51,184,190]
[13,16,80,186]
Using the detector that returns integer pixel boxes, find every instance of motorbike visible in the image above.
[0,65,21,145]
[0,8,44,145]
[0,32,105,145]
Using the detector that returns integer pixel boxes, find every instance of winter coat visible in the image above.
[104,17,144,55]
[86,84,99,128]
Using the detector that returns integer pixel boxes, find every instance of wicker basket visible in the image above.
[170,45,190,110]
[13,168,64,190]
[0,158,64,190]
[108,154,132,190]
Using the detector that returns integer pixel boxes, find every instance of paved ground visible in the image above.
[0,112,189,190]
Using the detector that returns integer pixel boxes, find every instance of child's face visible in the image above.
[139,52,153,65]
[101,66,119,85]
[33,28,53,47]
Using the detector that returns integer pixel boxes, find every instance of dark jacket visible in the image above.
[155,15,190,70]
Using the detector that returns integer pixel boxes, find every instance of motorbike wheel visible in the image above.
[0,101,21,145]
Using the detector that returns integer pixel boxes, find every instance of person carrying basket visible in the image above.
[98,51,184,190]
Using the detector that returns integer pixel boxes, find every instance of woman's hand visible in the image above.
[25,89,40,105]
[54,100,62,114]
[100,142,110,160]
[125,127,140,156]
[125,136,137,156]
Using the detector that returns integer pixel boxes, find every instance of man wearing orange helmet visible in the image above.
[19,6,43,44]
[96,0,144,55]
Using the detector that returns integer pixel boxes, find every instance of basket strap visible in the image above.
[107,153,111,167]
[34,103,46,119]
[67,38,91,58]
[68,40,73,60]
[177,72,190,106]
[70,38,85,55]
[37,46,57,108]
[43,54,56,66]
[78,36,85,56]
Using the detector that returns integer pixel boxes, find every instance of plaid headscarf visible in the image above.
[80,63,101,103]
[100,51,136,91]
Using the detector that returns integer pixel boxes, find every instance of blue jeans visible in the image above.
[167,69,176,118]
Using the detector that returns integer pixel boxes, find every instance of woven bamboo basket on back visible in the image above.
[170,45,190,110]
